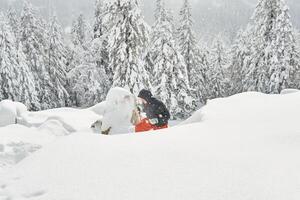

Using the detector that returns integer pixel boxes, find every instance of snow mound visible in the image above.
[37,120,70,136]
[19,107,101,132]
[281,89,300,95]
[101,87,136,135]
[1,92,300,200]
[0,100,27,127]
[89,101,107,116]
[183,91,300,127]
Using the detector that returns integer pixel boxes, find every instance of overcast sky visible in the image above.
[1,0,299,42]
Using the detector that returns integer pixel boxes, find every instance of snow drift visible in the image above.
[183,90,300,126]
[0,92,300,200]
[0,100,105,171]
[19,107,100,132]
[0,100,27,127]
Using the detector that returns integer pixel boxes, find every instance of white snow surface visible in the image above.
[0,125,55,171]
[88,101,107,116]
[0,99,104,171]
[0,92,300,200]
[19,107,101,132]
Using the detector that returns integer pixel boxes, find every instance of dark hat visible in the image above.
[138,89,153,101]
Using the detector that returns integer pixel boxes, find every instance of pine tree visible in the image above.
[177,0,208,105]
[6,8,19,40]
[196,46,211,102]
[207,35,229,98]
[290,29,300,89]
[106,0,151,94]
[144,0,164,80]
[154,0,163,21]
[178,0,196,83]
[229,27,252,95]
[66,7,111,107]
[67,63,110,107]
[0,14,39,110]
[148,4,195,119]
[19,2,50,109]
[92,0,112,84]
[295,30,300,48]
[67,14,89,73]
[241,0,300,94]
[45,15,69,108]
[94,0,106,39]
[71,14,87,47]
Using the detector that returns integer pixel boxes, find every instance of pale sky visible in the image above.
[1,0,299,42]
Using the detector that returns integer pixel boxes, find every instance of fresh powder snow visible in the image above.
[0,91,299,200]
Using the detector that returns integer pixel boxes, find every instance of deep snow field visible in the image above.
[0,89,300,200]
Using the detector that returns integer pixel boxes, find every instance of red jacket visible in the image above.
[135,118,168,133]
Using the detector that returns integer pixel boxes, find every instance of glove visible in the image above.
[149,118,159,125]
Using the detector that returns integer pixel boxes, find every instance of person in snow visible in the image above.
[135,89,170,132]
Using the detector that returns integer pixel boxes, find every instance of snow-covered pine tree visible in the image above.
[144,0,164,80]
[177,0,208,105]
[196,46,211,102]
[92,0,112,84]
[296,30,300,88]
[0,14,39,110]
[229,27,252,95]
[6,8,19,41]
[295,30,300,48]
[67,62,110,107]
[19,2,51,109]
[66,6,110,107]
[94,0,106,39]
[242,0,300,94]
[67,14,89,73]
[45,15,69,108]
[67,44,110,107]
[154,0,163,21]
[207,35,229,99]
[71,14,87,47]
[290,29,300,89]
[177,0,197,83]
[148,4,195,119]
[106,0,150,94]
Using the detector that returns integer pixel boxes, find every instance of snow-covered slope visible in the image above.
[183,91,300,126]
[0,100,103,132]
[0,125,55,171]
[0,100,106,171]
[0,91,300,200]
